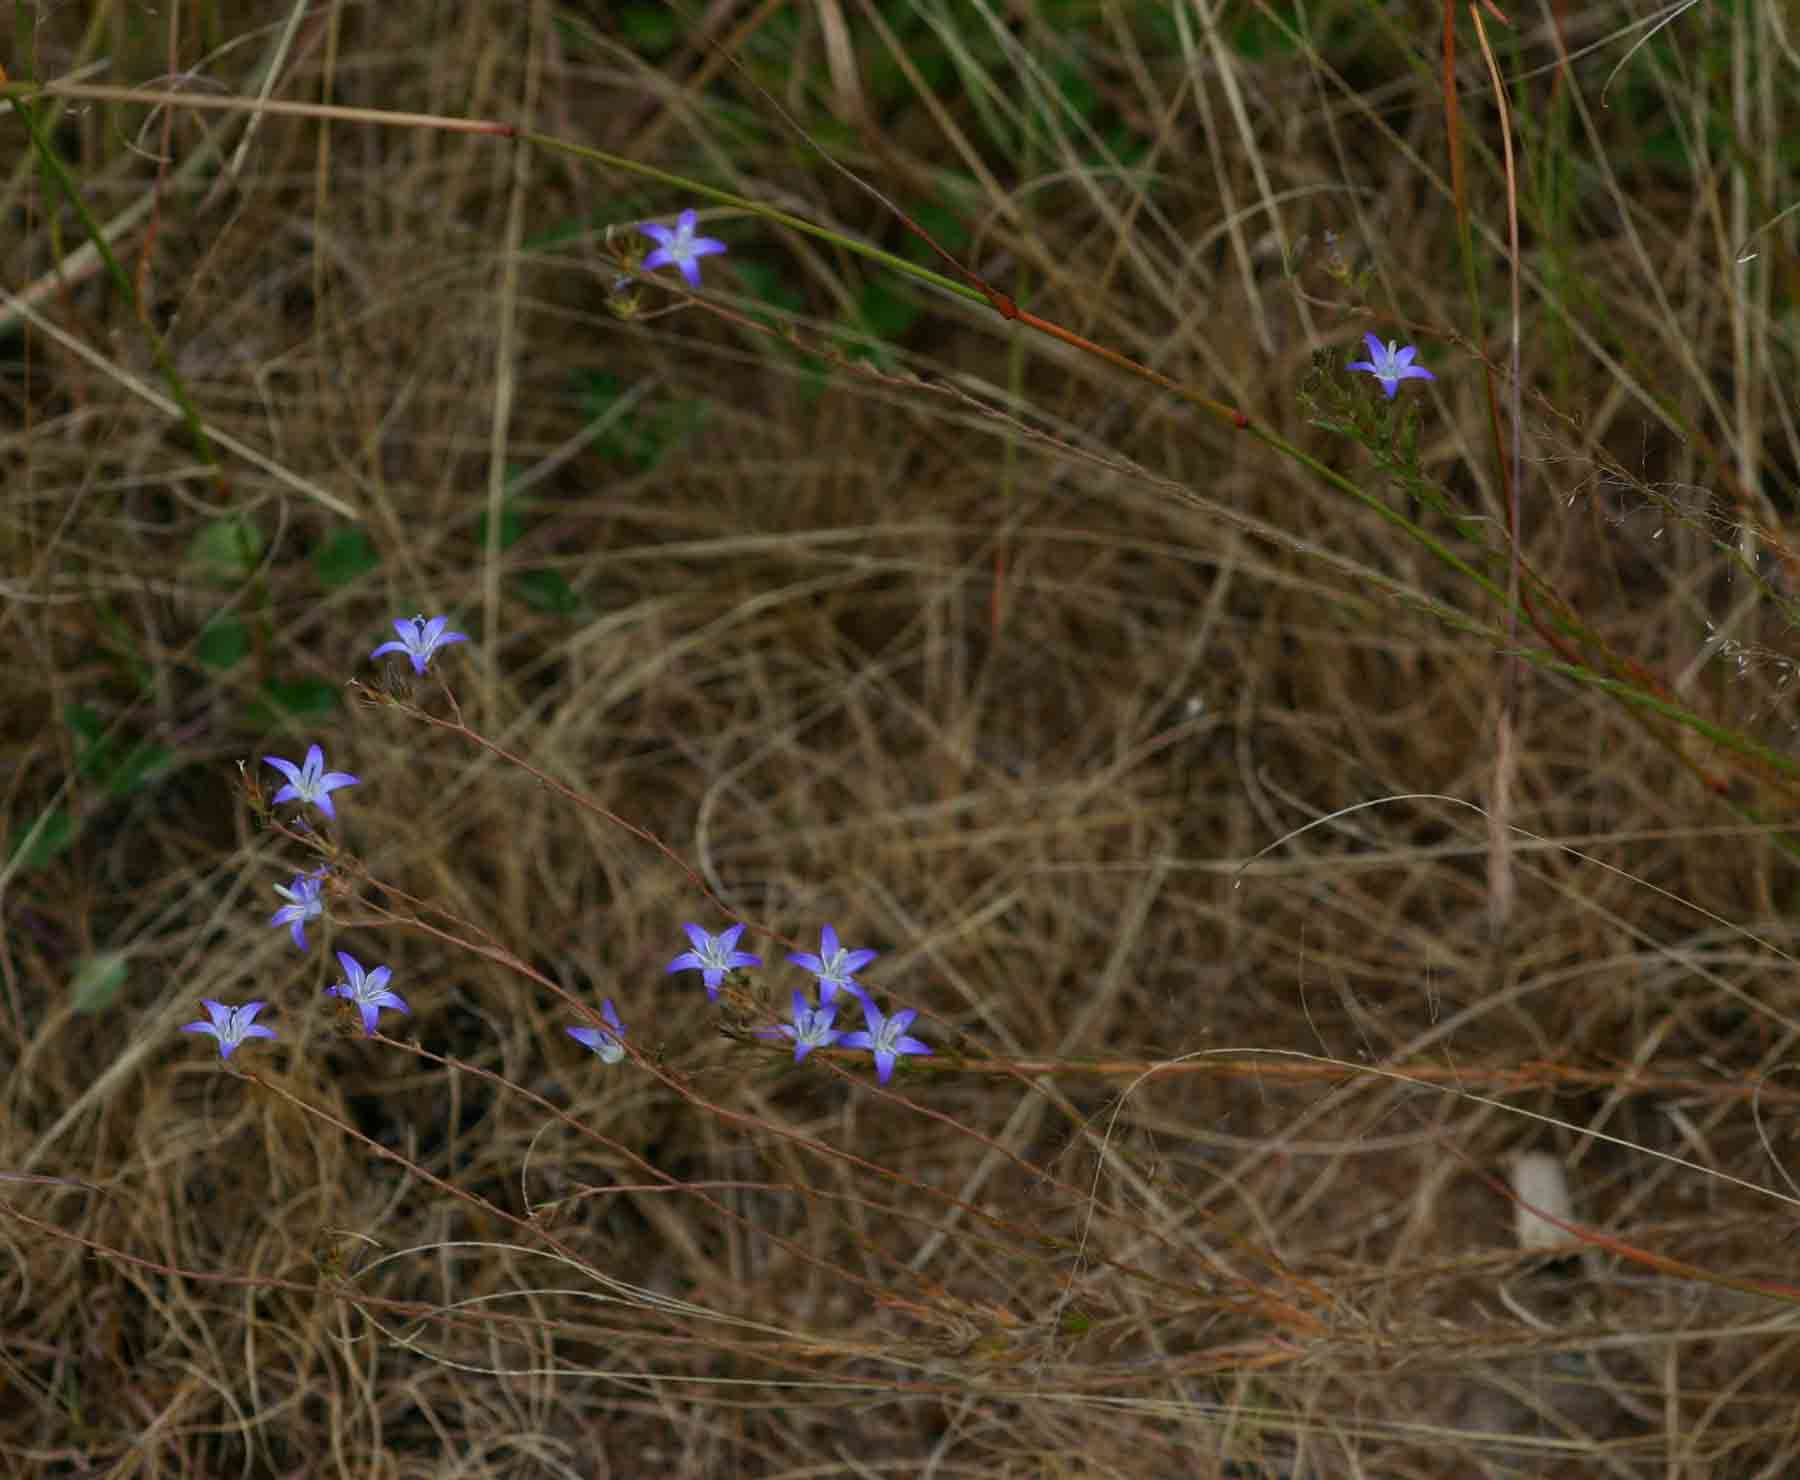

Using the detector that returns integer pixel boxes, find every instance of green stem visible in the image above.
[10,94,217,466]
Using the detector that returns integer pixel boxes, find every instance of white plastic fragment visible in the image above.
[1511,1151,1575,1253]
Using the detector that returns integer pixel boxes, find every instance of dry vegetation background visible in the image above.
[4,1,1800,1475]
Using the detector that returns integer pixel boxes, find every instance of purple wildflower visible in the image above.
[326,952,409,1038]
[263,745,359,820]
[786,924,878,1004]
[639,209,727,288]
[269,871,326,951]
[667,922,761,1000]
[839,1000,931,1085]
[567,998,628,1065]
[1346,332,1436,399]
[757,987,843,1063]
[182,999,277,1061]
[371,614,468,675]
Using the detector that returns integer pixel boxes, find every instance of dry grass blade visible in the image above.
[4,1,1799,1475]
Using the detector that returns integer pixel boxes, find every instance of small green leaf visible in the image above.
[638,398,709,470]
[66,704,120,784]
[514,569,582,616]
[196,617,248,671]
[797,358,833,405]
[900,202,971,265]
[576,371,649,466]
[187,516,265,586]
[65,705,170,795]
[66,703,104,750]
[619,5,678,53]
[478,503,525,551]
[575,368,627,422]
[1230,3,1302,60]
[9,808,76,871]
[522,211,608,254]
[105,742,172,798]
[1050,61,1097,123]
[254,678,340,726]
[575,372,708,470]
[1101,124,1151,171]
[314,528,380,589]
[732,258,805,319]
[72,952,129,1015]
[857,279,921,340]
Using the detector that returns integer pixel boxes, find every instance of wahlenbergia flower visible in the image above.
[758,988,843,1063]
[1346,332,1436,399]
[327,951,409,1037]
[182,999,277,1060]
[371,614,468,674]
[786,924,877,1003]
[270,871,326,950]
[264,745,359,819]
[567,998,627,1064]
[638,209,727,288]
[839,1000,931,1085]
[667,922,762,1000]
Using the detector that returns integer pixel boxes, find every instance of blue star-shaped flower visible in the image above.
[269,870,326,951]
[757,988,843,1063]
[838,1000,931,1085]
[638,209,728,288]
[182,999,277,1060]
[371,614,468,675]
[786,924,878,1004]
[1346,332,1436,399]
[567,998,628,1065]
[263,745,359,819]
[667,922,762,1000]
[326,951,409,1037]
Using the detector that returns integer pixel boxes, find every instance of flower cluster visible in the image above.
[670,922,932,1084]
[190,603,930,1089]
[186,615,467,1060]
[246,730,410,1044]
[183,207,1420,1091]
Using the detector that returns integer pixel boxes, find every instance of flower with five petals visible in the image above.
[270,870,326,950]
[839,1000,931,1085]
[567,999,628,1064]
[667,923,762,1000]
[638,209,728,288]
[326,952,409,1037]
[182,999,277,1060]
[758,988,843,1063]
[787,924,878,1004]
[263,745,359,820]
[371,614,468,674]
[1346,332,1436,399]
